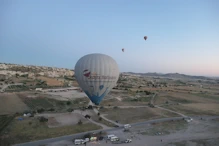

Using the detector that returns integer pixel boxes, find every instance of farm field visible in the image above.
[37,76,64,86]
[0,93,29,115]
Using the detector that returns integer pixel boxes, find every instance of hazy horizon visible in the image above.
[0,0,218,76]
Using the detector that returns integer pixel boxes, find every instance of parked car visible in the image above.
[125,139,132,143]
[74,139,85,145]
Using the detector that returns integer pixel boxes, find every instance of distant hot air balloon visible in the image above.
[74,53,120,105]
[144,36,147,41]
[122,48,124,52]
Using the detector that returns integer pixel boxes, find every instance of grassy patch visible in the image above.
[0,115,14,133]
[2,118,101,145]
[193,93,219,101]
[141,120,187,136]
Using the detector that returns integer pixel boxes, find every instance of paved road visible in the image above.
[13,115,219,146]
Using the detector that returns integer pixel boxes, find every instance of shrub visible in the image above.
[113,106,118,109]
[67,108,73,112]
[66,101,71,105]
[78,120,83,125]
[85,115,91,119]
[37,108,45,113]
[88,105,93,109]
[39,116,48,122]
[47,108,55,111]
[84,133,92,139]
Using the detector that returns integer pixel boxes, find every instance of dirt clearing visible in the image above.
[99,107,179,124]
[0,93,28,115]
[36,112,90,128]
[163,104,219,116]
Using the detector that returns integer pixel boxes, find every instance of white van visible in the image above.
[110,136,119,142]
[74,139,85,145]
[124,124,131,129]
[107,134,115,140]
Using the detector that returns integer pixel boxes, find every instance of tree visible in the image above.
[66,101,71,105]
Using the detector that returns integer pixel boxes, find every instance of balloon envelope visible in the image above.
[74,53,120,105]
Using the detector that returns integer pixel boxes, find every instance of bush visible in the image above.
[99,117,102,121]
[66,101,71,105]
[47,108,55,112]
[88,105,93,109]
[78,120,83,125]
[85,115,91,119]
[113,106,118,109]
[39,116,48,122]
[97,113,100,116]
[84,133,92,139]
[37,108,45,113]
[67,108,73,112]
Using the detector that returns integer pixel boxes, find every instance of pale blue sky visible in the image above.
[0,0,218,76]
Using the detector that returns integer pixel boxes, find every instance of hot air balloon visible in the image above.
[74,53,120,105]
[144,36,147,40]
[122,48,124,52]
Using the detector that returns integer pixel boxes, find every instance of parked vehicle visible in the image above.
[125,139,132,143]
[110,136,119,142]
[107,134,115,140]
[74,139,85,145]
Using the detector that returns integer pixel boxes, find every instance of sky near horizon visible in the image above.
[0,0,218,76]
